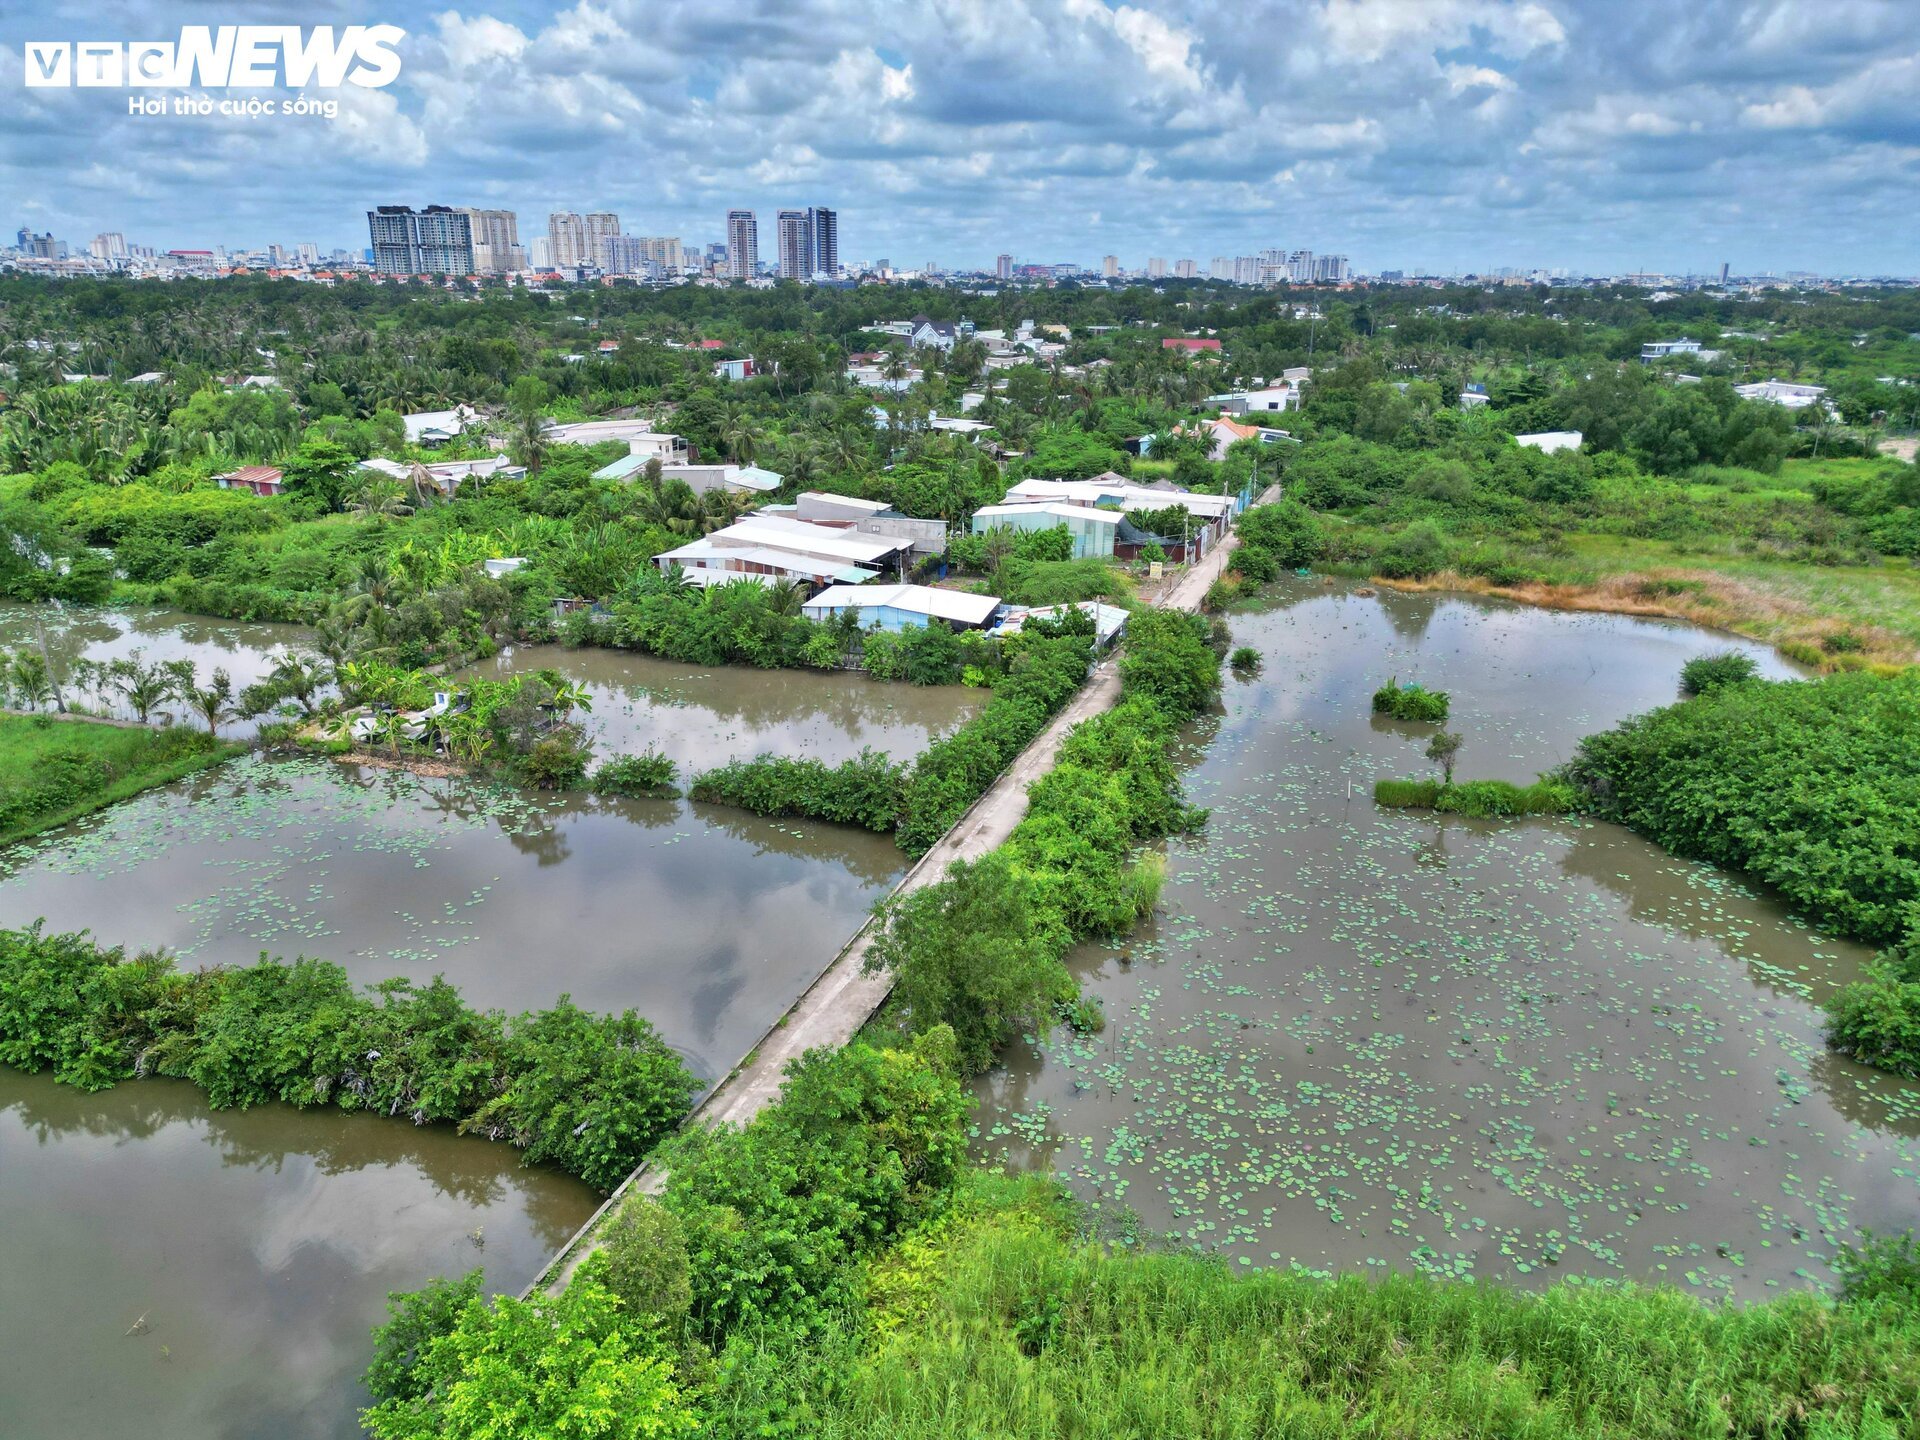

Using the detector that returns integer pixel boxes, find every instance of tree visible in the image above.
[1425,730,1463,786]
[505,377,551,473]
[281,436,360,513]
[185,668,238,737]
[109,655,178,723]
[863,851,1074,1073]
[359,1268,696,1440]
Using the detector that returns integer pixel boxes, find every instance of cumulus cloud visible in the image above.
[0,0,1915,275]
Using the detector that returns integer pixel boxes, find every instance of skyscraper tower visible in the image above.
[808,206,839,277]
[726,210,758,278]
[776,209,812,279]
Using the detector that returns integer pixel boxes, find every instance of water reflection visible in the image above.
[0,752,904,1083]
[0,1066,595,1440]
[457,642,981,769]
[977,582,1916,1299]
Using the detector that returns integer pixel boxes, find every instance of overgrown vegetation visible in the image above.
[690,748,905,832]
[1374,776,1579,817]
[1680,650,1761,694]
[1371,676,1452,722]
[0,713,238,843]
[0,924,697,1190]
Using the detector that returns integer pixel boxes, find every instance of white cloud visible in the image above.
[433,12,530,69]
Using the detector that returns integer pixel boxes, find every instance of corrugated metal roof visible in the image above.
[802,583,1001,626]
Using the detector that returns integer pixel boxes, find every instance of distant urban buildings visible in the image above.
[1102,255,1119,277]
[366,205,474,275]
[1175,258,1196,278]
[547,212,619,271]
[996,253,1013,280]
[772,207,841,279]
[726,210,758,279]
[459,209,524,274]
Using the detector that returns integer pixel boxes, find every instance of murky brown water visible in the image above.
[977,582,1918,1299]
[456,642,983,769]
[0,1066,595,1440]
[0,603,311,736]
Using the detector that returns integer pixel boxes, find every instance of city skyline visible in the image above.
[4,2,1917,278]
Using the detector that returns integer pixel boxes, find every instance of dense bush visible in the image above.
[1679,650,1760,695]
[0,721,230,840]
[1233,499,1328,570]
[590,748,680,797]
[1826,971,1920,1078]
[0,925,697,1190]
[1563,671,1920,947]
[1372,677,1452,722]
[361,1261,697,1440]
[655,1032,968,1334]
[690,748,906,832]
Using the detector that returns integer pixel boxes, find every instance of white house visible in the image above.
[1734,378,1831,412]
[801,583,1001,632]
[908,314,961,351]
[542,420,690,463]
[403,404,481,445]
[655,515,912,590]
[1641,339,1703,362]
[971,501,1122,559]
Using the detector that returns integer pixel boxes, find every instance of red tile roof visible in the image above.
[1162,337,1222,352]
[222,465,284,484]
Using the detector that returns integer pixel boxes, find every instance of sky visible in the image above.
[4,0,1918,277]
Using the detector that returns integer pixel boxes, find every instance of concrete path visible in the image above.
[532,496,1273,1291]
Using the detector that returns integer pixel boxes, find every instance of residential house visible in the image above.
[655,514,913,590]
[971,501,1123,559]
[989,601,1129,649]
[1734,378,1831,412]
[1640,338,1703,362]
[800,583,1001,633]
[713,358,757,381]
[213,465,285,496]
[359,455,524,496]
[908,314,960,351]
[794,490,947,554]
[1162,337,1222,354]
[541,420,690,463]
[403,404,480,446]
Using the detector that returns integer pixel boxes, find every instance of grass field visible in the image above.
[0,713,241,846]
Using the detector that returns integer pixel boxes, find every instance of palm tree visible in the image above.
[7,652,52,710]
[346,477,416,520]
[720,413,764,465]
[268,652,327,716]
[186,668,238,737]
[109,656,177,724]
[764,578,807,617]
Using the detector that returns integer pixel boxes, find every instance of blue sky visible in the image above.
[5,0,1918,275]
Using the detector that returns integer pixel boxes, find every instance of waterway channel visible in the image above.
[0,609,978,1438]
[976,581,1916,1301]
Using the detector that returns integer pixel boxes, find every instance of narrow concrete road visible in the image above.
[534,495,1274,1291]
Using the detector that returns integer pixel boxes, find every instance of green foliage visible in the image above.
[1372,677,1452,722]
[1012,524,1074,562]
[1229,645,1262,673]
[1833,1230,1920,1309]
[1826,971,1920,1078]
[1116,609,1221,720]
[1234,500,1328,569]
[596,1195,694,1342]
[740,1176,1920,1440]
[364,1270,485,1407]
[1373,777,1579,817]
[0,925,697,1190]
[690,748,906,832]
[361,1262,697,1440]
[657,1035,968,1334]
[1564,671,1920,947]
[1680,650,1760,695]
[0,715,233,843]
[591,749,680,798]
[865,852,1075,1074]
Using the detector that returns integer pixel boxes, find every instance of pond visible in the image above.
[455,642,983,771]
[0,611,979,1437]
[976,582,1917,1300]
[0,1066,596,1440]
[0,602,312,737]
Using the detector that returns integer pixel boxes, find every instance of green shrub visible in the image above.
[1833,1230,1920,1308]
[590,749,679,798]
[1827,971,1920,1078]
[514,729,592,789]
[1229,646,1262,673]
[690,748,906,831]
[1372,677,1451,722]
[1680,651,1760,695]
[1374,778,1578,817]
[596,1194,693,1340]
[363,1270,485,1407]
[0,925,697,1191]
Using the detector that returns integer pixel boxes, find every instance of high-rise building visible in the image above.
[1313,253,1349,284]
[459,208,524,273]
[367,205,474,274]
[547,212,620,270]
[812,207,840,277]
[996,253,1013,280]
[1102,254,1119,278]
[1718,261,1730,285]
[1147,257,1166,279]
[776,209,812,279]
[1286,249,1314,283]
[601,234,645,275]
[529,235,552,269]
[90,232,127,263]
[1175,258,1196,279]
[1209,256,1232,281]
[1233,256,1259,285]
[726,210,758,278]
[297,242,320,267]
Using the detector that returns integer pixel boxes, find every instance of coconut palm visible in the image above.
[186,668,238,737]
[109,655,177,723]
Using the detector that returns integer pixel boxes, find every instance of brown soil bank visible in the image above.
[1378,566,1915,671]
